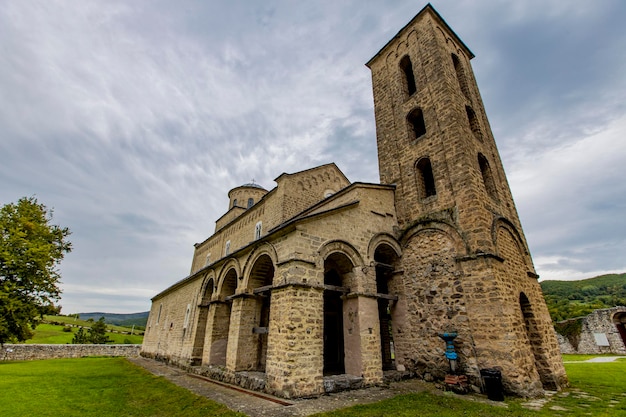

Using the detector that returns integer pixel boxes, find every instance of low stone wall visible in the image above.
[556,307,626,354]
[1,344,141,361]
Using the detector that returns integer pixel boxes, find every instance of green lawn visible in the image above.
[313,357,626,417]
[0,357,243,417]
[18,315,144,344]
[1,356,625,416]
[23,323,144,344]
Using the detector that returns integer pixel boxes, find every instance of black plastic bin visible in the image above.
[480,368,504,401]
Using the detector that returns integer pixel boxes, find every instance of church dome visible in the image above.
[228,181,268,210]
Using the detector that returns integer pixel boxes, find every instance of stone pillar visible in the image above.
[265,282,324,398]
[202,301,231,366]
[343,294,384,384]
[226,295,259,371]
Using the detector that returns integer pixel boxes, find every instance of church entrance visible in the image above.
[323,253,352,376]
[374,244,399,371]
[323,282,344,375]
[248,254,275,372]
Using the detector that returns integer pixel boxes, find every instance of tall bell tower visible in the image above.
[366,5,567,396]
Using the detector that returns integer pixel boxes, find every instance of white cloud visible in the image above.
[1,0,625,312]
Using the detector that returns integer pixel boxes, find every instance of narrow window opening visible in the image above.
[247,198,254,208]
[416,157,436,198]
[183,304,191,329]
[255,221,262,240]
[466,106,482,140]
[399,55,416,96]
[232,199,238,208]
[225,240,231,256]
[478,153,498,199]
[452,53,470,100]
[407,108,426,140]
[156,304,162,324]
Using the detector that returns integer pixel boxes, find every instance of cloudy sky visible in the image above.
[1,1,625,314]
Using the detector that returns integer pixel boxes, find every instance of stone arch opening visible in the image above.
[209,269,237,366]
[374,243,400,371]
[248,254,275,371]
[191,278,214,365]
[323,252,353,375]
[478,153,498,200]
[407,108,426,140]
[520,292,557,390]
[613,312,626,348]
[399,55,416,96]
[415,157,436,199]
[451,53,470,100]
[466,106,482,141]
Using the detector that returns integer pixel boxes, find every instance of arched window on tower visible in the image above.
[415,157,436,199]
[247,198,254,208]
[466,106,482,141]
[452,53,470,100]
[407,108,426,141]
[478,153,498,200]
[399,55,416,97]
[232,199,238,208]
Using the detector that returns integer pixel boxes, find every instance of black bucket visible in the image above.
[480,368,504,401]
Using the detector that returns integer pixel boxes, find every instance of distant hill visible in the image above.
[77,312,149,328]
[541,273,626,322]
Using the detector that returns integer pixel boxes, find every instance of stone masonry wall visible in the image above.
[561,307,626,354]
[1,344,140,361]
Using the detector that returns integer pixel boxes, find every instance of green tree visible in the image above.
[0,197,71,345]
[71,318,111,344]
[88,317,111,344]
[72,327,89,344]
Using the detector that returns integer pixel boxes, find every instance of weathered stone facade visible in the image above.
[557,307,626,354]
[142,5,567,399]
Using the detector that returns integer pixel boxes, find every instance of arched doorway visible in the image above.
[374,244,399,371]
[520,292,556,390]
[209,269,237,366]
[323,253,353,375]
[191,278,214,365]
[248,254,275,371]
[613,311,626,348]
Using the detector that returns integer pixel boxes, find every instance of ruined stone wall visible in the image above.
[563,307,626,354]
[2,344,140,361]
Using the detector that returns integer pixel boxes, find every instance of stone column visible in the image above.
[202,301,231,366]
[343,294,384,384]
[226,294,259,371]
[265,281,324,398]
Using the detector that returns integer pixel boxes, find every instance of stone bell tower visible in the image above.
[366,5,567,396]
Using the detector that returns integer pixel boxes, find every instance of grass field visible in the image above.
[1,355,624,416]
[19,315,144,344]
[0,357,243,417]
[313,356,626,417]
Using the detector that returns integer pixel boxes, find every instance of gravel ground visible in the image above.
[128,357,437,416]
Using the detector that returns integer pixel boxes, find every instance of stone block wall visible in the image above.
[557,307,626,354]
[1,344,140,361]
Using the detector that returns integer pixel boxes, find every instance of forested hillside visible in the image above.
[541,273,626,322]
[77,312,148,327]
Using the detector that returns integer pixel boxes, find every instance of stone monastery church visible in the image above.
[142,4,568,398]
